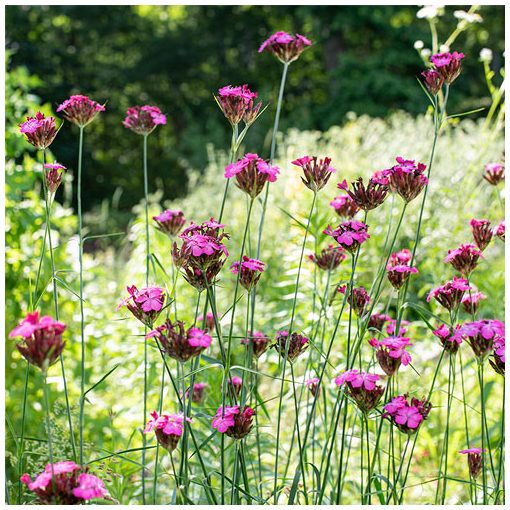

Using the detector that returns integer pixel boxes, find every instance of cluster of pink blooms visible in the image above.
[144,411,191,452]
[217,84,261,126]
[383,156,428,203]
[386,248,418,290]
[483,162,505,185]
[9,311,66,371]
[459,448,485,479]
[335,369,384,412]
[329,194,359,218]
[427,276,471,311]
[369,336,412,376]
[230,256,266,291]
[258,31,312,64]
[324,220,370,254]
[198,311,216,331]
[21,462,107,504]
[123,105,167,135]
[240,330,271,358]
[224,153,280,198]
[19,112,58,150]
[444,243,483,275]
[274,330,309,362]
[422,51,464,94]
[433,323,463,353]
[117,285,165,327]
[153,209,186,237]
[386,318,409,336]
[461,319,505,360]
[211,405,255,439]
[470,218,493,251]
[57,94,105,127]
[383,394,432,434]
[291,155,336,192]
[337,285,371,316]
[308,244,346,270]
[43,162,67,194]
[491,334,505,376]
[461,290,486,315]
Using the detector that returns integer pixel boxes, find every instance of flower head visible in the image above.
[368,313,391,332]
[383,157,428,203]
[117,285,165,327]
[305,377,320,397]
[444,243,483,275]
[185,382,208,403]
[324,220,370,254]
[430,51,465,84]
[212,405,255,439]
[258,31,312,64]
[144,411,191,451]
[433,323,463,353]
[57,94,105,127]
[43,162,67,194]
[198,312,216,332]
[230,256,265,291]
[337,285,370,316]
[421,69,444,95]
[292,155,336,192]
[308,244,346,270]
[123,105,167,135]
[494,221,505,242]
[274,330,309,363]
[461,290,486,315]
[459,448,485,479]
[330,195,359,218]
[19,112,58,149]
[153,210,186,237]
[337,175,389,211]
[217,85,261,126]
[470,219,493,251]
[490,334,505,376]
[335,369,385,412]
[427,276,471,311]
[386,248,418,290]
[9,311,66,371]
[385,319,409,336]
[369,336,412,376]
[228,376,243,397]
[483,162,505,185]
[461,319,505,360]
[383,394,432,434]
[241,330,271,358]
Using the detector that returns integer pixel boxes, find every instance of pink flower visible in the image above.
[72,473,108,500]
[470,219,493,251]
[337,175,389,211]
[430,51,465,84]
[385,319,409,336]
[228,376,243,397]
[292,155,336,192]
[324,220,370,254]
[386,250,418,290]
[274,330,309,362]
[188,327,212,348]
[258,31,312,63]
[494,220,505,241]
[335,369,384,412]
[153,209,186,237]
[444,243,483,275]
[309,244,346,270]
[337,285,370,316]
[491,335,505,376]
[217,84,262,126]
[198,312,215,331]
[230,256,265,290]
[461,319,505,359]
[384,156,428,203]
[305,377,320,396]
[433,323,463,353]
[368,313,391,332]
[212,405,239,433]
[383,394,431,434]
[117,285,165,327]
[370,336,412,376]
[212,406,255,439]
[43,162,67,194]
[461,290,486,315]
[123,105,167,135]
[427,276,471,311]
[330,195,359,218]
[186,381,208,403]
[483,162,505,185]
[57,94,105,127]
[241,330,271,358]
[459,448,485,478]
[19,112,58,149]
[145,411,191,451]
[421,69,444,95]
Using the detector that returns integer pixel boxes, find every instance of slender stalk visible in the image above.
[43,372,55,488]
[152,365,165,504]
[17,362,30,503]
[218,124,239,222]
[477,361,487,504]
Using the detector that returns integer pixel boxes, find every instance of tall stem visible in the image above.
[43,372,55,487]
[477,361,487,504]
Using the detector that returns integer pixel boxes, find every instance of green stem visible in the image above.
[43,372,55,488]
[477,361,487,504]
[218,124,239,222]
[17,362,30,503]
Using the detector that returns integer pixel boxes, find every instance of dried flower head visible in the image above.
[212,405,255,439]
[19,112,58,149]
[330,195,359,218]
[483,162,505,185]
[153,210,186,237]
[241,330,271,358]
[444,243,483,275]
[324,220,370,254]
[56,94,105,127]
[369,336,412,376]
[430,51,465,84]
[292,156,336,192]
[230,256,265,291]
[258,31,312,64]
[117,285,165,327]
[144,411,191,452]
[274,330,309,363]
[308,244,346,270]
[123,105,167,135]
[335,369,385,412]
[337,175,389,211]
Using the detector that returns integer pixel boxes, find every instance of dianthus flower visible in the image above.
[212,405,255,439]
[382,156,429,203]
[56,94,105,127]
[335,369,384,412]
[185,382,208,403]
[427,277,471,311]
[217,84,261,126]
[444,243,483,275]
[368,313,391,332]
[433,323,463,354]
[369,336,412,376]
[461,319,505,360]
[123,105,167,135]
[430,51,465,84]
[383,394,432,434]
[228,376,243,397]
[241,330,271,358]
[9,311,66,371]
[324,220,370,253]
[337,285,371,316]
[305,377,320,397]
[258,31,312,63]
[459,448,485,479]
[308,244,346,270]
[490,335,505,376]
[470,219,493,251]
[230,256,265,290]
[224,153,279,198]
[337,175,389,211]
[21,462,107,504]
[144,411,191,452]
[292,156,336,192]
[386,248,418,290]
[483,162,505,185]
[147,320,211,363]
[153,209,186,237]
[43,162,67,194]
[385,319,409,336]
[494,220,505,241]
[19,112,58,149]
[117,285,165,327]
[461,290,486,315]
[274,330,309,362]
[330,195,359,218]
[421,69,444,95]
[198,312,215,332]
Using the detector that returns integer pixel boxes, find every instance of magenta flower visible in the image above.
[490,335,505,376]
[147,320,211,362]
[324,220,370,254]
[57,94,105,127]
[117,285,165,327]
[369,336,412,376]
[230,256,265,291]
[483,162,505,185]
[330,195,359,218]
[9,311,66,371]
[212,406,255,439]
[444,243,483,275]
[258,31,312,64]
[292,155,336,192]
[123,105,167,135]
[274,330,309,363]
[198,312,216,332]
[241,330,271,358]
[461,290,486,315]
[383,394,432,434]
[19,112,58,149]
[385,319,409,336]
[459,448,485,479]
[224,153,279,198]
[430,51,465,84]
[216,84,261,126]
[383,156,428,203]
[308,244,346,270]
[433,323,463,353]
[337,175,389,211]
[305,377,320,397]
[228,376,243,397]
[494,220,505,242]
[461,319,505,360]
[21,462,107,504]
[43,162,67,194]
[470,219,493,251]
[421,69,444,95]
[185,382,208,403]
[335,369,384,412]
[386,249,418,290]
[144,411,191,452]
[368,313,391,332]
[427,276,471,311]
[153,209,186,237]
[337,285,370,316]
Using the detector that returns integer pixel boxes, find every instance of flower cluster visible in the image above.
[21,462,107,504]
[461,319,505,360]
[324,220,370,254]
[123,105,167,135]
[19,112,58,149]
[211,406,255,439]
[369,336,412,376]
[217,85,261,126]
[144,411,191,452]
[427,277,471,311]
[430,51,465,84]
[241,330,271,358]
[57,94,105,127]
[291,155,336,192]
[483,162,505,185]
[258,31,312,63]
[470,219,493,251]
[384,157,428,203]
[9,312,66,371]
[386,248,418,290]
[444,243,483,275]
[330,194,359,218]
[224,153,280,198]
[230,256,265,291]
[338,175,388,211]
[383,394,432,434]
[274,330,309,362]
[153,209,186,237]
[386,319,409,336]
[337,285,371,316]
[459,448,485,479]
[117,285,165,327]
[432,323,463,354]
[43,162,67,195]
[461,290,486,315]
[308,244,346,270]
[335,370,385,412]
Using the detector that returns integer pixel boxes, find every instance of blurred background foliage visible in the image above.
[5,4,505,224]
